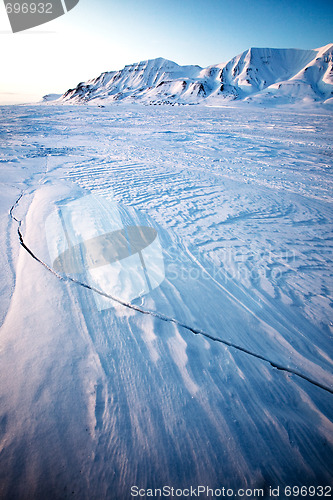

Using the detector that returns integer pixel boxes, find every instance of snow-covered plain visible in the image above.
[0,104,332,499]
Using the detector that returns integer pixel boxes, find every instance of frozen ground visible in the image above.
[0,104,332,499]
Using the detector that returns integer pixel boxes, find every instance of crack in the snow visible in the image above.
[10,193,333,396]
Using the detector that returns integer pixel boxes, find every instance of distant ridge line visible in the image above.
[46,44,333,107]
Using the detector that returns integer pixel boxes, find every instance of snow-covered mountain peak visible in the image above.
[315,42,333,53]
[55,44,333,106]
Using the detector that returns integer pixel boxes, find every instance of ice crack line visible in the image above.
[10,194,333,396]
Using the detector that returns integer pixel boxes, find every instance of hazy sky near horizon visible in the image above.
[1,0,332,104]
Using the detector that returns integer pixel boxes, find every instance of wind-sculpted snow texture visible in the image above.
[0,104,332,499]
[56,44,333,106]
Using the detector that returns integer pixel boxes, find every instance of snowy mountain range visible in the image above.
[51,44,333,106]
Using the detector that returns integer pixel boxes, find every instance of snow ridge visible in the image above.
[53,44,333,106]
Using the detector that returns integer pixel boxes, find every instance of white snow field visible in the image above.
[0,103,332,499]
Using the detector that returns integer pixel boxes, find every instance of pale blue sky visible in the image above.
[1,0,332,103]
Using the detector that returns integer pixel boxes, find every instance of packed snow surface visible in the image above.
[0,104,332,499]
[56,44,333,106]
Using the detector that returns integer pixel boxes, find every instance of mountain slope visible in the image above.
[60,58,204,105]
[246,44,333,105]
[54,44,333,106]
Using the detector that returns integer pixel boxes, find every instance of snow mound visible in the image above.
[42,93,62,102]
